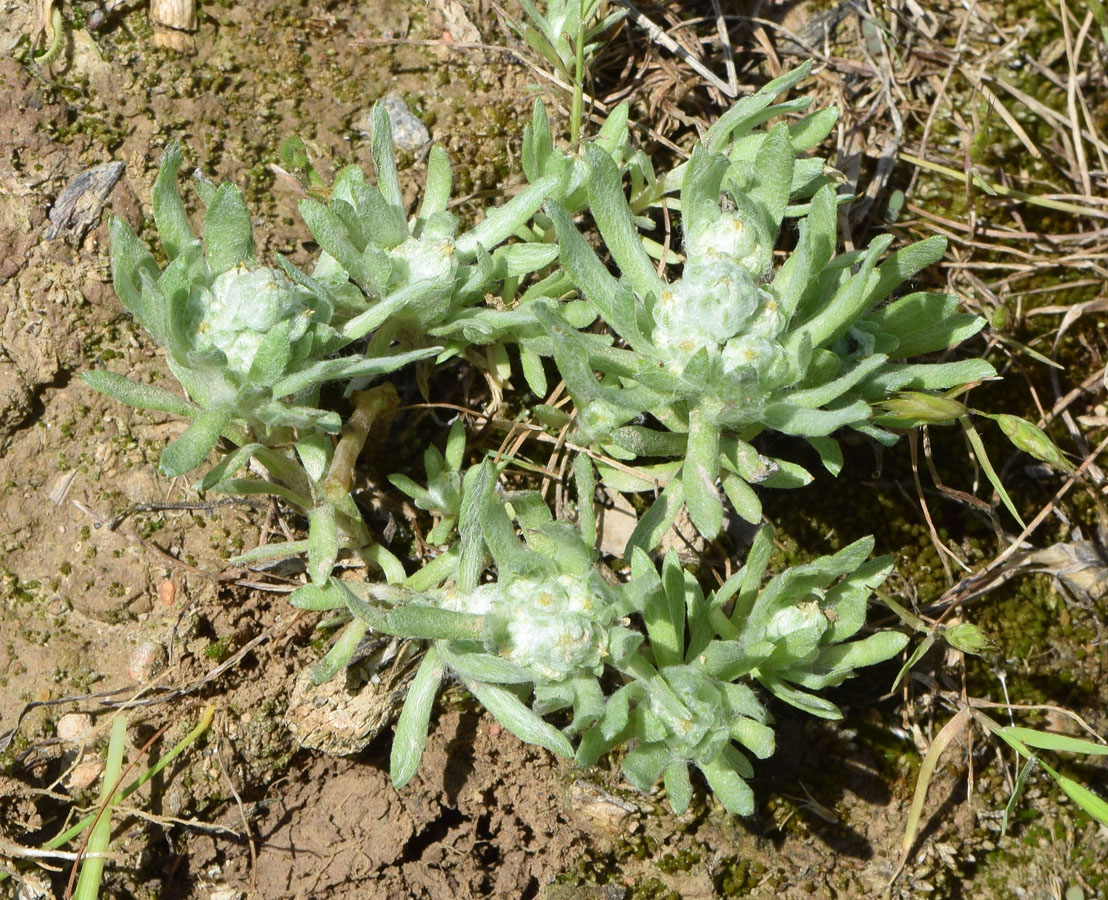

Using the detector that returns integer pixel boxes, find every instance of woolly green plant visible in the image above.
[294,456,906,815]
[535,64,995,548]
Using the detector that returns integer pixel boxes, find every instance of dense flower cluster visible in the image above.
[191,266,315,379]
[653,256,788,425]
[468,570,615,681]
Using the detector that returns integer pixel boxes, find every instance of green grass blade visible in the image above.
[1001,755,1038,837]
[960,416,1026,529]
[1000,726,1108,756]
[1040,761,1108,826]
[73,714,128,900]
[29,706,215,870]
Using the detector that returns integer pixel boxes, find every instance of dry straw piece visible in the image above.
[151,0,197,51]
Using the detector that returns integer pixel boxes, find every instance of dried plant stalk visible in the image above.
[150,0,196,31]
[151,0,196,51]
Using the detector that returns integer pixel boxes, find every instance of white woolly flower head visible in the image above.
[652,256,788,391]
[387,236,457,290]
[719,294,787,381]
[686,210,767,277]
[192,265,312,378]
[653,257,760,367]
[455,570,616,682]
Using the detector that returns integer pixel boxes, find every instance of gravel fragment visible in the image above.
[67,758,104,791]
[56,712,93,745]
[353,92,430,150]
[128,640,167,682]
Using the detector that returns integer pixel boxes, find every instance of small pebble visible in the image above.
[128,640,167,682]
[56,712,93,745]
[352,92,430,151]
[67,758,104,791]
[158,577,176,606]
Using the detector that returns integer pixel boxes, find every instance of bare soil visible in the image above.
[2,2,1106,899]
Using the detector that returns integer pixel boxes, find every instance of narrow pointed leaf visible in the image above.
[863,292,985,357]
[308,505,339,584]
[683,412,722,539]
[287,578,345,609]
[109,216,161,325]
[961,417,1026,528]
[458,463,492,592]
[1000,727,1108,756]
[152,142,194,260]
[82,370,198,419]
[198,442,265,491]
[586,145,667,303]
[391,646,446,788]
[271,346,439,397]
[437,644,530,684]
[706,61,813,152]
[371,104,405,212]
[310,619,367,685]
[455,175,558,257]
[247,319,291,385]
[622,742,671,791]
[159,409,231,477]
[203,183,255,276]
[699,749,754,815]
[626,478,685,557]
[664,761,693,814]
[464,679,574,758]
[1042,763,1108,826]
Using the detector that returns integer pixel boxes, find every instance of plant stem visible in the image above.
[570,16,586,146]
[323,383,398,503]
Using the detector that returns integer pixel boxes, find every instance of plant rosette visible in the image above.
[288,459,646,786]
[575,528,907,815]
[294,103,564,384]
[293,460,906,818]
[538,64,995,548]
[84,140,437,484]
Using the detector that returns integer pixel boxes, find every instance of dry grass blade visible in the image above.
[708,0,736,95]
[899,151,1108,220]
[614,0,736,97]
[962,73,1043,161]
[1060,0,1105,196]
[932,431,1108,614]
[0,704,217,895]
[890,706,974,886]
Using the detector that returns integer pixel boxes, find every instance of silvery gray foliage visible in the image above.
[521,64,841,233]
[535,63,995,549]
[512,0,626,89]
[82,74,966,819]
[294,104,561,369]
[293,458,906,815]
[84,139,436,485]
[576,525,906,816]
[84,99,562,484]
[81,101,563,585]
